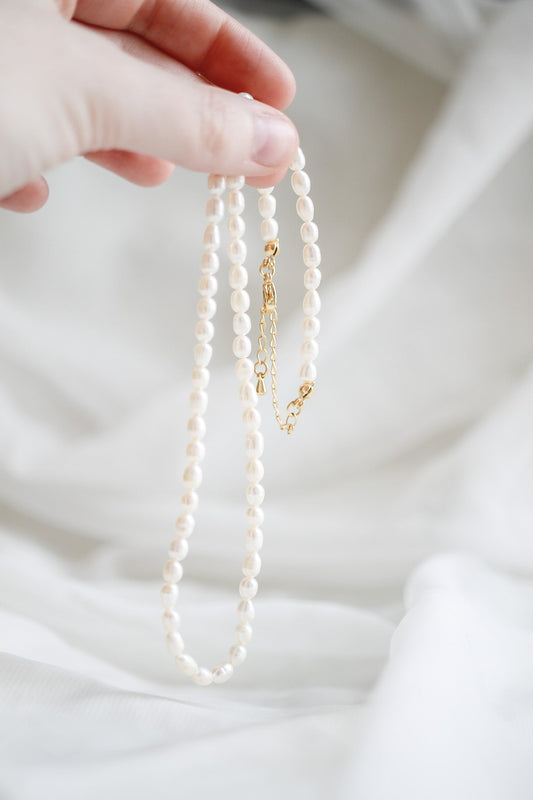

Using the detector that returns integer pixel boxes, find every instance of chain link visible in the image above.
[253,240,314,435]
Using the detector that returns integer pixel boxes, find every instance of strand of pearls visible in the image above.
[160,147,319,686]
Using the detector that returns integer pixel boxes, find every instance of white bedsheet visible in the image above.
[1,3,533,798]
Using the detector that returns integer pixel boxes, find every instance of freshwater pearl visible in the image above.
[296,195,314,222]
[231,289,250,313]
[228,214,245,238]
[193,342,212,368]
[235,623,253,645]
[245,431,264,458]
[301,339,319,362]
[303,243,321,268]
[228,238,247,264]
[183,464,202,490]
[258,185,274,195]
[207,174,225,194]
[242,551,261,578]
[229,644,247,666]
[212,663,234,684]
[229,264,248,289]
[233,313,251,336]
[175,654,197,676]
[163,558,184,583]
[246,484,265,507]
[239,577,258,599]
[300,362,317,382]
[198,275,217,297]
[200,252,219,274]
[194,320,214,342]
[239,381,258,408]
[237,599,255,623]
[180,491,199,514]
[245,528,263,552]
[186,440,205,462]
[304,268,321,290]
[160,583,178,608]
[261,218,278,241]
[189,390,208,415]
[242,407,261,431]
[193,667,213,686]
[168,537,189,561]
[303,290,321,317]
[300,221,318,243]
[196,298,216,320]
[206,196,224,223]
[226,175,245,189]
[203,223,220,251]
[227,189,245,215]
[246,506,264,527]
[291,147,306,171]
[291,170,311,196]
[166,632,185,656]
[162,609,181,632]
[235,357,254,383]
[245,458,264,484]
[302,316,320,340]
[174,513,195,537]
[232,335,251,359]
[187,414,206,440]
[258,193,276,218]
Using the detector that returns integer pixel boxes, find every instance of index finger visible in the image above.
[72,0,296,109]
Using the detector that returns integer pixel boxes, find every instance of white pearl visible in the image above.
[258,194,276,219]
[195,320,214,343]
[205,196,224,223]
[191,366,210,390]
[233,312,251,336]
[174,513,195,537]
[296,195,314,222]
[235,357,254,383]
[180,491,199,514]
[207,174,225,195]
[246,506,264,527]
[258,186,274,195]
[243,407,261,431]
[291,170,311,196]
[160,583,178,608]
[235,623,253,645]
[245,458,264,484]
[187,415,206,441]
[300,221,319,243]
[242,552,261,578]
[246,527,263,552]
[166,631,185,656]
[189,390,208,416]
[300,362,317,381]
[193,342,212,368]
[227,214,245,239]
[230,289,250,313]
[183,463,202,490]
[227,189,245,215]
[303,316,320,339]
[168,537,189,560]
[303,290,321,317]
[162,609,181,633]
[239,577,258,599]
[239,381,258,408]
[290,147,306,171]
[175,653,197,676]
[203,223,220,252]
[186,440,205,463]
[192,667,213,686]
[200,252,219,274]
[229,265,248,289]
[212,663,234,684]
[197,297,216,320]
[163,558,184,583]
[237,599,255,623]
[301,339,319,362]
[228,239,247,265]
[226,175,245,189]
[303,243,321,268]
[261,218,279,242]
[233,335,251,359]
[245,431,264,458]
[198,275,217,297]
[304,268,321,290]
[229,644,247,666]
[246,484,265,507]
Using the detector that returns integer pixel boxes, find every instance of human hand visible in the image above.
[0,0,298,212]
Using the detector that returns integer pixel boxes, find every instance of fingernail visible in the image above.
[253,114,298,168]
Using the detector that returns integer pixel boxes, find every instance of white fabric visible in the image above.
[1,3,533,797]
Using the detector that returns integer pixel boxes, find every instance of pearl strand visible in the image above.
[160,173,263,686]
[258,147,320,389]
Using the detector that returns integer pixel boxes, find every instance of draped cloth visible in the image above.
[1,3,532,797]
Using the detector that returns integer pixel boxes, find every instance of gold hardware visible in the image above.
[253,240,315,435]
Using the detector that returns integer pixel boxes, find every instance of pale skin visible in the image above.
[0,0,299,213]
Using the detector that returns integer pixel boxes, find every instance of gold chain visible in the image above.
[253,240,314,435]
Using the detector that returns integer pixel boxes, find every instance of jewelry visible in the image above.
[160,147,321,685]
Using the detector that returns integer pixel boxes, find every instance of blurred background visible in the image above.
[1,1,533,798]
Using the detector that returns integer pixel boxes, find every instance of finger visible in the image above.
[246,167,289,189]
[73,0,296,109]
[85,32,300,179]
[0,177,49,213]
[84,150,175,186]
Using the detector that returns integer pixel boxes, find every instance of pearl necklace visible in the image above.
[160,147,321,685]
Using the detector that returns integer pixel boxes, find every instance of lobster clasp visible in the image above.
[262,279,277,313]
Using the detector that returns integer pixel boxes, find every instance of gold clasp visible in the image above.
[262,279,277,313]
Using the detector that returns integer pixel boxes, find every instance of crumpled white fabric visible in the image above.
[1,2,533,798]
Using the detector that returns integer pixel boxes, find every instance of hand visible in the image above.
[0,0,298,212]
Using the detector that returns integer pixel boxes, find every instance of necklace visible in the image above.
[160,147,321,685]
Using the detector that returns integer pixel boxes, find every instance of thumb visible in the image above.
[86,38,300,179]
